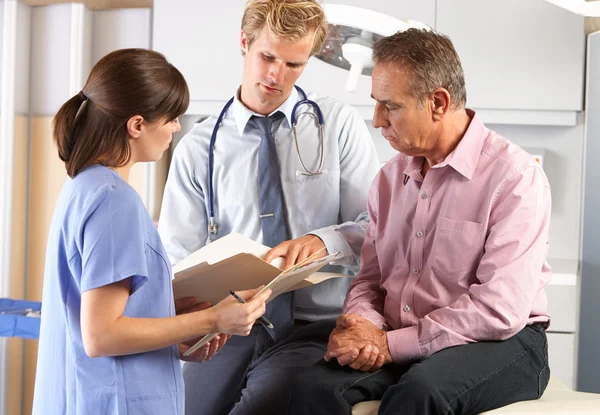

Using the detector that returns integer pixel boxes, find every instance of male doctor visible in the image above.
[158,0,380,414]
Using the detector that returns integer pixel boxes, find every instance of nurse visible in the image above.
[32,48,270,415]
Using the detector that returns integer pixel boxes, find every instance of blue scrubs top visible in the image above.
[32,165,184,415]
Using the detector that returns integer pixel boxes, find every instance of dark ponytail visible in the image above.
[52,48,189,178]
[53,93,88,166]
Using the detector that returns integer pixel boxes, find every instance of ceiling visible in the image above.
[586,0,600,32]
[19,0,151,9]
[14,0,600,32]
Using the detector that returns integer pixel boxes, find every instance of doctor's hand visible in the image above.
[175,297,230,363]
[325,314,392,372]
[210,288,271,336]
[264,235,327,271]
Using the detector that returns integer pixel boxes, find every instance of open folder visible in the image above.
[172,232,348,357]
[172,232,347,305]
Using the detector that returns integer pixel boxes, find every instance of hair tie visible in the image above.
[74,91,89,121]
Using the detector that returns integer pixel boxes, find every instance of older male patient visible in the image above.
[289,29,552,415]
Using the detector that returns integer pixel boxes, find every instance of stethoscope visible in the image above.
[207,85,325,238]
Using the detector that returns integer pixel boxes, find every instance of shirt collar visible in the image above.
[441,109,486,180]
[402,109,486,183]
[230,86,300,137]
[403,157,424,183]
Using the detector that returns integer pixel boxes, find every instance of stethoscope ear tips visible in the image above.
[295,169,328,176]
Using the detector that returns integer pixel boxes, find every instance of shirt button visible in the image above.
[412,268,420,275]
[421,192,428,199]
[416,230,424,237]
[403,305,411,312]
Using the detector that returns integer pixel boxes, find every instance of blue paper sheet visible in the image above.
[0,298,41,339]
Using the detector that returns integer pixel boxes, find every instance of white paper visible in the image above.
[173,232,284,275]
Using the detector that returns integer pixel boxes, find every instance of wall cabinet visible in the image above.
[152,0,435,116]
[547,332,576,389]
[153,0,584,125]
[544,259,579,389]
[436,0,585,112]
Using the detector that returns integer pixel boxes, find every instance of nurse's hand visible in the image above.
[178,334,230,363]
[264,235,327,271]
[175,297,230,362]
[211,288,271,336]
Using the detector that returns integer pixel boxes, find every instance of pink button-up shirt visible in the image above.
[344,111,551,363]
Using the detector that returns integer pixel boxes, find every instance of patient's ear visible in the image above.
[430,88,451,121]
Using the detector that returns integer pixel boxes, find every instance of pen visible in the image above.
[229,290,274,329]
[183,290,275,358]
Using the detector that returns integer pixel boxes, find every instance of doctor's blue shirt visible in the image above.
[159,88,381,320]
[33,165,183,415]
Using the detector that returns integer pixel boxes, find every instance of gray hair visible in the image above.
[373,28,467,110]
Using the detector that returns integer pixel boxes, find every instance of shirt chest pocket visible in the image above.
[145,232,171,274]
[294,169,340,231]
[135,232,175,317]
[430,217,486,277]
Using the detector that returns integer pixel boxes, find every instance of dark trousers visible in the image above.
[183,319,336,415]
[288,324,550,415]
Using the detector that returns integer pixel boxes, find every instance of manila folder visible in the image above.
[171,232,346,305]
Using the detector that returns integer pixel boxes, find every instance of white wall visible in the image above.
[15,0,30,115]
[93,8,151,62]
[30,4,72,116]
[0,1,4,101]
